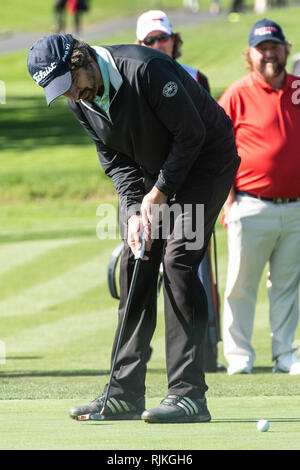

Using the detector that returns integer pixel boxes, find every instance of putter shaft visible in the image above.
[101,235,146,415]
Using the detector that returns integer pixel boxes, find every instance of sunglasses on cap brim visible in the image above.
[143,33,171,46]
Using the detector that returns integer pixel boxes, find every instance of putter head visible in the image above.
[75,413,105,421]
[89,413,106,421]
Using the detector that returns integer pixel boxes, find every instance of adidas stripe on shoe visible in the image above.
[142,395,211,423]
[69,395,145,421]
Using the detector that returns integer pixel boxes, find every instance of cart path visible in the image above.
[0,9,224,54]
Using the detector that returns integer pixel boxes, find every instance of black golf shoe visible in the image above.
[142,395,211,423]
[69,395,145,421]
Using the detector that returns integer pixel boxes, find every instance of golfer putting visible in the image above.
[27,34,240,423]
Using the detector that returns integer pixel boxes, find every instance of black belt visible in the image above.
[236,190,300,204]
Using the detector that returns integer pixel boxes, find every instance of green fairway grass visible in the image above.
[1,226,299,450]
[1,398,300,450]
[1,7,300,451]
[1,0,182,33]
[3,0,293,34]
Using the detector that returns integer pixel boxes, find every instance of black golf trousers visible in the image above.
[106,157,240,404]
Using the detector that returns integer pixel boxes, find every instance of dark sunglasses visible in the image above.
[143,33,170,46]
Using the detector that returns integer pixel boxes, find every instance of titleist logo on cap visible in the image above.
[254,26,278,36]
[62,42,72,62]
[33,62,57,84]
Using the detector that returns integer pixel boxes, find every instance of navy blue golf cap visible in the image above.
[249,18,285,48]
[27,34,75,106]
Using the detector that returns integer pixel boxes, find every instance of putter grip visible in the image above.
[135,233,146,260]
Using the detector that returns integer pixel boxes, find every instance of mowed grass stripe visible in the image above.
[0,282,115,340]
[0,238,79,276]
[0,237,117,300]
[0,244,116,317]
[3,308,116,356]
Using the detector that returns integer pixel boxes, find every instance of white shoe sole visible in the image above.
[227,366,252,375]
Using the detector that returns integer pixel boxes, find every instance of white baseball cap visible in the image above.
[136,10,173,41]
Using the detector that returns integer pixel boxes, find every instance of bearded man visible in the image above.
[27,32,240,422]
[218,18,300,376]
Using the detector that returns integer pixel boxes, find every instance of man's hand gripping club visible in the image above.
[128,186,168,259]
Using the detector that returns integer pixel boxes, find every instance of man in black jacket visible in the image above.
[27,34,240,423]
[135,9,226,374]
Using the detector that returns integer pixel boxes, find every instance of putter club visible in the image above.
[100,232,146,416]
[76,413,105,421]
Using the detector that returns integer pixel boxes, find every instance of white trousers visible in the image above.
[183,0,199,12]
[223,194,300,368]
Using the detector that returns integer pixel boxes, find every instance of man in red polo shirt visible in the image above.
[219,18,300,375]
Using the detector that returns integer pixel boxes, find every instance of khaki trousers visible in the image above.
[223,195,300,369]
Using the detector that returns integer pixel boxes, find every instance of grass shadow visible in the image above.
[5,356,42,360]
[2,367,167,378]
[0,96,91,151]
[146,368,166,374]
[252,367,274,374]
[1,369,110,377]
[212,418,300,423]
